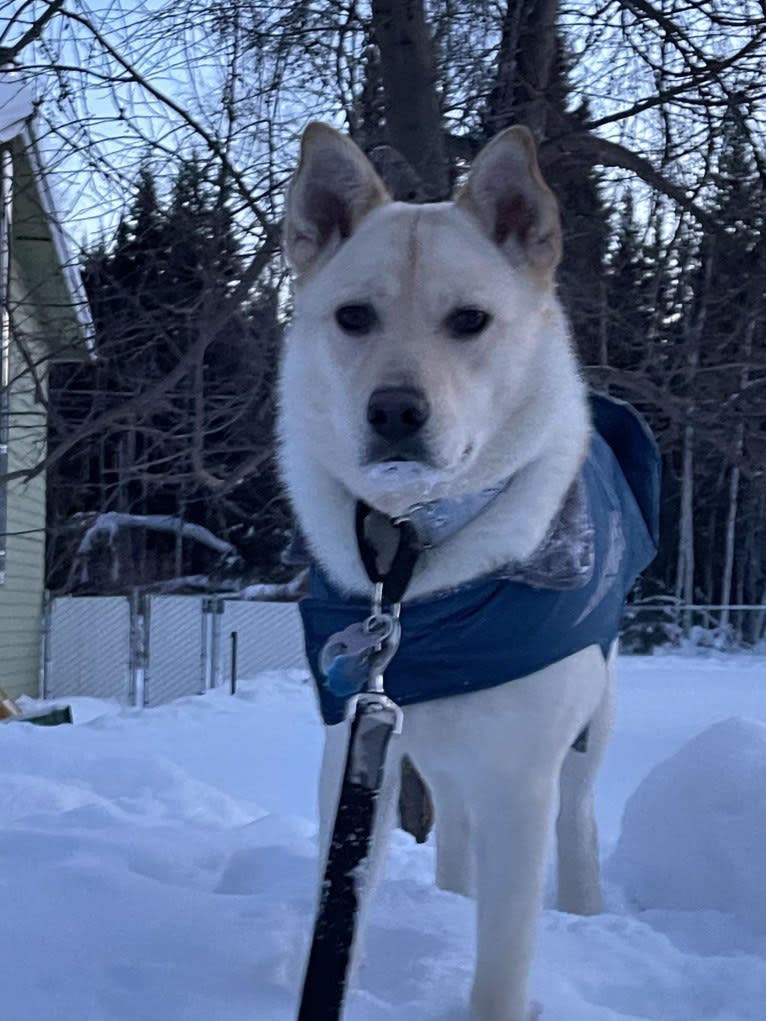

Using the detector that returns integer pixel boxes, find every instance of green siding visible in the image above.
[0,137,88,701]
[0,310,47,700]
[0,490,46,701]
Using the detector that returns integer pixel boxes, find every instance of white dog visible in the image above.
[279,123,657,1021]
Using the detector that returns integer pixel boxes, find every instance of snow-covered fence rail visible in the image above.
[42,595,308,706]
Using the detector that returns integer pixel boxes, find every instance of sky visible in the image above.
[7,0,764,256]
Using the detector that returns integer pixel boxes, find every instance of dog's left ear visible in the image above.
[457,126,562,284]
[284,122,390,277]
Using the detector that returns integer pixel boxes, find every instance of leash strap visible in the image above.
[297,504,418,1021]
[355,502,420,604]
[297,697,399,1021]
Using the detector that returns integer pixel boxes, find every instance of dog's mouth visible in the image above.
[362,438,475,476]
[365,436,431,467]
[378,453,417,464]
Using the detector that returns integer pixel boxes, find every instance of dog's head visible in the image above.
[280,123,579,520]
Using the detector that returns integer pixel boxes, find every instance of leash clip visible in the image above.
[340,584,403,732]
[345,688,404,735]
[364,581,402,688]
[366,609,401,686]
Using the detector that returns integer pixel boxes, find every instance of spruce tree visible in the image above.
[48,162,288,589]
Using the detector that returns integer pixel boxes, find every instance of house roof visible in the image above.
[1,67,93,354]
[0,72,33,144]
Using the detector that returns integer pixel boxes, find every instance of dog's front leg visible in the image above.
[470,775,558,1021]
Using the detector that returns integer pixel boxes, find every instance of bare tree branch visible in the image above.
[0,0,65,63]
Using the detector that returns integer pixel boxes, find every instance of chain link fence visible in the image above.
[42,594,308,707]
[41,593,765,708]
[44,595,132,701]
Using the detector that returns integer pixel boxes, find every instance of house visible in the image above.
[0,69,91,700]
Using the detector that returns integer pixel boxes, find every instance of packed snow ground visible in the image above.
[1,654,765,1021]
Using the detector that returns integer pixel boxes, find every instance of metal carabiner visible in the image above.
[366,615,402,689]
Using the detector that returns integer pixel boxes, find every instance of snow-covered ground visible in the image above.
[1,653,765,1021]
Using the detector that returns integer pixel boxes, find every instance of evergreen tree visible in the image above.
[615,108,766,635]
[532,42,612,370]
[692,110,765,630]
[47,162,289,588]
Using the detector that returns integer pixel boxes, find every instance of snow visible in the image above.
[1,654,765,1020]
[76,513,238,557]
[608,715,766,934]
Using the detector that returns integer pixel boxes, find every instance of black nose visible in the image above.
[366,387,430,443]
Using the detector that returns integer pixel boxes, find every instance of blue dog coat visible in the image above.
[299,395,660,726]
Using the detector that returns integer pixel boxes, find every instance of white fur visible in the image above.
[279,124,613,1021]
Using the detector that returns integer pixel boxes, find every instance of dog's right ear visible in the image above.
[284,123,390,277]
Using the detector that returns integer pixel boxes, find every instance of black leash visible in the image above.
[296,503,419,1021]
[297,696,400,1021]
[354,502,420,604]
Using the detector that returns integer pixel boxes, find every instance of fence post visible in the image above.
[39,590,52,700]
[142,593,152,705]
[210,597,224,689]
[201,596,225,690]
[129,591,138,705]
[200,597,210,692]
[129,590,150,708]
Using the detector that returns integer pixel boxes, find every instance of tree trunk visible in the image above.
[720,317,754,638]
[485,0,561,140]
[675,418,695,632]
[675,248,712,633]
[371,0,450,199]
[754,581,766,646]
[719,457,740,634]
[367,0,449,842]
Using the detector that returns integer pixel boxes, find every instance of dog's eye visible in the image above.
[447,307,491,338]
[335,304,377,335]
